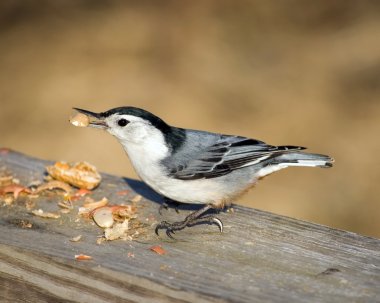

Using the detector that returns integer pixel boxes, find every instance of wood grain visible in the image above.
[0,150,379,303]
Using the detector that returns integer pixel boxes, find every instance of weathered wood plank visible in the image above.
[0,150,379,303]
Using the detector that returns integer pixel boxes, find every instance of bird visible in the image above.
[72,106,334,238]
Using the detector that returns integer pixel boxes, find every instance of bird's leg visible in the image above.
[155,204,223,239]
[158,197,181,215]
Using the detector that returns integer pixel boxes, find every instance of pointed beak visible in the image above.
[73,108,108,129]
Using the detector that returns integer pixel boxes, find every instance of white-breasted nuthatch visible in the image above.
[72,106,333,237]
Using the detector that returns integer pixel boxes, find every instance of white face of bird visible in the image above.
[104,114,162,144]
[72,108,170,160]
[104,113,171,165]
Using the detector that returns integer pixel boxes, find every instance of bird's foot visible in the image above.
[158,198,180,215]
[155,205,223,239]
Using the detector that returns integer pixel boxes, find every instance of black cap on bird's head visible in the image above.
[73,106,169,131]
[102,106,168,128]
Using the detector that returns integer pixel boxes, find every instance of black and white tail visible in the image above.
[274,151,334,168]
[257,148,334,178]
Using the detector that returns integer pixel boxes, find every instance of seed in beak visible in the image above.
[70,113,90,127]
[70,108,108,129]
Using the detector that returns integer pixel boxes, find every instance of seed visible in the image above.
[70,113,89,127]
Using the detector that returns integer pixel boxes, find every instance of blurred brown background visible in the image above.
[1,1,379,237]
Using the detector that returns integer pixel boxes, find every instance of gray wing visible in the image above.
[167,135,305,180]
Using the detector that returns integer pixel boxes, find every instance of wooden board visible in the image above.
[0,149,379,302]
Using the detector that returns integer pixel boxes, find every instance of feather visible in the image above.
[166,135,306,180]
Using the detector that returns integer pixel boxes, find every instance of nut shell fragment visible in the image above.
[0,184,32,199]
[104,220,129,240]
[32,209,61,219]
[46,161,101,190]
[92,207,114,228]
[131,195,142,203]
[116,190,129,196]
[0,175,13,186]
[150,245,166,255]
[34,180,72,194]
[84,197,108,210]
[75,254,92,261]
[70,235,82,242]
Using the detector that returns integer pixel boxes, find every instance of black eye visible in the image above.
[117,119,129,127]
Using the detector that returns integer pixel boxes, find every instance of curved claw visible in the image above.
[158,204,168,216]
[155,221,177,239]
[156,221,179,239]
[213,217,223,233]
[155,225,160,236]
[166,229,176,239]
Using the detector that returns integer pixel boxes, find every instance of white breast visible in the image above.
[122,140,234,204]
